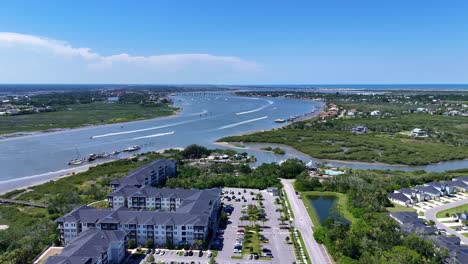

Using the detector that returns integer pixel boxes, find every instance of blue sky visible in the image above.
[0,0,467,84]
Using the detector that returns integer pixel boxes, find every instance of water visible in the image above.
[307,195,348,225]
[0,92,318,192]
[242,143,468,173]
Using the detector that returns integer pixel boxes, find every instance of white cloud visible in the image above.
[0,32,261,83]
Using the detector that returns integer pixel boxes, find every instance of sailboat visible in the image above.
[68,147,85,165]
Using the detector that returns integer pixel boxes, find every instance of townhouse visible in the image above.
[389,176,468,207]
[57,188,221,246]
[45,228,127,264]
[110,159,177,191]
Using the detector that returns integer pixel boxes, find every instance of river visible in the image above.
[1,92,468,194]
[0,92,318,193]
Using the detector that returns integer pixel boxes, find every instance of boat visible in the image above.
[124,145,141,152]
[68,159,85,166]
[274,119,286,123]
[68,147,85,165]
[87,154,97,161]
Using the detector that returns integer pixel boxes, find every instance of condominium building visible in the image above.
[56,188,221,246]
[45,228,127,264]
[107,186,220,211]
[110,159,177,191]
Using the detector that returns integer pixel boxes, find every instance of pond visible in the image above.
[307,195,348,225]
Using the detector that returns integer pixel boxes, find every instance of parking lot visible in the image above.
[215,187,295,264]
[141,249,212,264]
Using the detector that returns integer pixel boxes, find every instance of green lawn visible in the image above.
[436,204,468,218]
[0,102,177,135]
[300,191,356,227]
[386,203,417,212]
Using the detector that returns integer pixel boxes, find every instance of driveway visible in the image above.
[424,197,468,245]
[281,179,333,264]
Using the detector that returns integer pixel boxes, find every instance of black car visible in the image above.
[252,253,259,260]
[188,250,193,256]
[198,251,203,257]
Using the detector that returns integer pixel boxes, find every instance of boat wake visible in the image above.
[235,100,274,115]
[218,116,268,130]
[132,131,175,140]
[91,120,192,139]
[187,110,208,116]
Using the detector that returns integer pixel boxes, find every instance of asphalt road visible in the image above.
[282,179,333,264]
[424,197,468,244]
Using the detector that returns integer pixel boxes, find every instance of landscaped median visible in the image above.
[300,191,356,227]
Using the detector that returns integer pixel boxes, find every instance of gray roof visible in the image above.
[396,188,414,196]
[110,159,176,187]
[45,228,126,264]
[454,176,468,183]
[444,180,468,189]
[413,185,441,196]
[388,192,411,203]
[424,181,444,188]
[109,186,220,201]
[388,212,419,224]
[59,188,220,227]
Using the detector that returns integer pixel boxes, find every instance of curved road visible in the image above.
[282,179,333,264]
[424,197,468,244]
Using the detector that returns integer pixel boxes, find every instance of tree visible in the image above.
[279,159,306,179]
[380,246,422,264]
[147,254,155,263]
[181,144,210,159]
[193,239,203,250]
[127,239,137,249]
[145,239,154,248]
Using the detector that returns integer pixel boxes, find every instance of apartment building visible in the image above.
[107,186,220,211]
[56,188,221,246]
[110,159,177,191]
[45,228,127,264]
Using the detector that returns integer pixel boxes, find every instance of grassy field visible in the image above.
[220,114,468,165]
[436,204,468,218]
[386,203,417,212]
[0,102,177,135]
[300,191,356,227]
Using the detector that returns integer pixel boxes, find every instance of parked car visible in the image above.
[159,251,165,256]
[188,250,193,256]
[155,249,161,254]
[198,251,203,257]
[252,253,259,259]
[207,251,213,258]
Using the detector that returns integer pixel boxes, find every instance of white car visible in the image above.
[233,248,242,254]
[154,249,161,254]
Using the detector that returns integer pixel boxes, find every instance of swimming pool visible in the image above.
[325,169,345,175]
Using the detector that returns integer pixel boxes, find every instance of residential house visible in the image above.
[452,212,468,224]
[388,212,436,235]
[443,180,468,192]
[424,181,455,195]
[413,185,443,199]
[388,192,412,206]
[453,176,468,187]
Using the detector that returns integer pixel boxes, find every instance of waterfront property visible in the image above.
[110,159,177,191]
[57,188,220,246]
[45,228,127,264]
[107,186,220,211]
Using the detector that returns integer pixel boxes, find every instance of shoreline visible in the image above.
[216,141,468,169]
[0,147,183,195]
[0,104,181,142]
